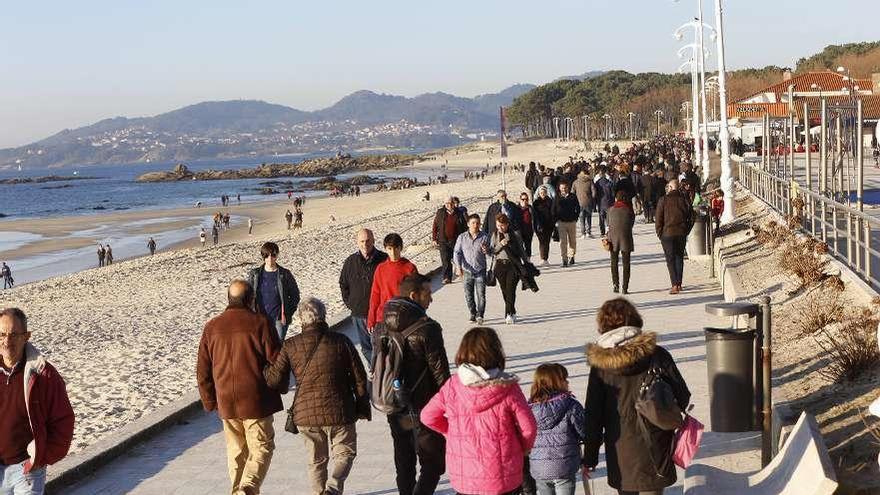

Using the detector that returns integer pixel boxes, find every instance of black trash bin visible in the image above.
[704,327,756,432]
[704,301,762,433]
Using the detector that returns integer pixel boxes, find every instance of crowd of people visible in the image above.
[194,251,692,495]
[192,135,709,495]
[1,136,713,495]
[515,136,722,294]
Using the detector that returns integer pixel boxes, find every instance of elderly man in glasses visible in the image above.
[0,308,74,495]
[247,242,301,342]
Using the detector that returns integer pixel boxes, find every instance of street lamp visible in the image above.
[675,14,715,182]
[681,101,691,134]
[678,57,701,157]
[677,0,734,219]
[654,110,664,136]
[627,112,636,140]
[676,0,734,220]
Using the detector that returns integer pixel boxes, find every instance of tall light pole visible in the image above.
[676,23,714,182]
[678,57,701,160]
[706,75,719,122]
[681,101,691,134]
[713,0,734,222]
[654,109,664,136]
[602,114,612,141]
[627,112,636,140]
[696,0,711,182]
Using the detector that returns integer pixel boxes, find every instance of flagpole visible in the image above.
[500,106,508,190]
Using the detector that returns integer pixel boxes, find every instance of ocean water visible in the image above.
[0,151,438,220]
[0,151,448,284]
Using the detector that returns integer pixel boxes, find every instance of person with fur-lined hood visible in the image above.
[582,298,690,495]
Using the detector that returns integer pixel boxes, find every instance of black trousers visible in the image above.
[521,229,534,258]
[599,209,608,235]
[388,413,446,495]
[439,241,455,281]
[660,236,687,286]
[644,202,655,223]
[495,259,518,316]
[536,230,552,261]
[610,250,631,290]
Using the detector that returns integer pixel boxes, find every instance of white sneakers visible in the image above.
[505,314,517,325]
[476,317,484,325]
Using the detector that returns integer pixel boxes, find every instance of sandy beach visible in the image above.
[0,138,613,453]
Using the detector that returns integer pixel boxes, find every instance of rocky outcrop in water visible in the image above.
[0,175,98,185]
[136,154,416,182]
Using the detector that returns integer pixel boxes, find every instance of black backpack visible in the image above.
[635,353,684,431]
[370,317,430,414]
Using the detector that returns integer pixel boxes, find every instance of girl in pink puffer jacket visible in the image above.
[421,327,538,495]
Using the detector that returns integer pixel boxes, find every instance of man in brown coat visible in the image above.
[197,280,282,495]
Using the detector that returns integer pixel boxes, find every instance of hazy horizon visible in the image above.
[2,0,878,148]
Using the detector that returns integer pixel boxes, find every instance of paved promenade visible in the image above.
[67,221,728,495]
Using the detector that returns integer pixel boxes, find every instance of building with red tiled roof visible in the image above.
[723,71,880,146]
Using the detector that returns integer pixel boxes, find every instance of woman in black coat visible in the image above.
[607,191,635,294]
[583,298,690,495]
[518,192,537,258]
[532,186,556,267]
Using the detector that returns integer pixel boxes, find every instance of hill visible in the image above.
[506,42,877,137]
[1,84,538,169]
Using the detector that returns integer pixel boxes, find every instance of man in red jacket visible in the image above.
[367,233,417,331]
[0,308,75,495]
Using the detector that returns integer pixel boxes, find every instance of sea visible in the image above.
[0,150,438,220]
[0,150,445,284]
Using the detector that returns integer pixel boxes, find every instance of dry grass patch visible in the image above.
[816,306,880,382]
[794,288,847,336]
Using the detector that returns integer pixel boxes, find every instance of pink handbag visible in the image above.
[673,414,704,468]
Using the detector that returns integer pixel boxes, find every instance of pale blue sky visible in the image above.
[1,0,877,148]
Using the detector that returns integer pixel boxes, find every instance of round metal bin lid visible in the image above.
[704,302,760,317]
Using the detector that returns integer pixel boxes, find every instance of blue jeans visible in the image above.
[274,319,289,342]
[350,316,373,371]
[462,270,486,319]
[535,477,575,495]
[0,462,46,495]
[579,205,593,235]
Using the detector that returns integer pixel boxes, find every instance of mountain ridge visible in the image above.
[0,81,550,169]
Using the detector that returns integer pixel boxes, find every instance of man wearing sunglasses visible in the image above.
[0,308,74,495]
[248,242,301,342]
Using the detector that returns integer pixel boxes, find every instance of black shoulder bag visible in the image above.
[285,333,324,434]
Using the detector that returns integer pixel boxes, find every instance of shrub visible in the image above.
[816,307,880,382]
[778,238,830,290]
[794,288,846,336]
[754,220,793,247]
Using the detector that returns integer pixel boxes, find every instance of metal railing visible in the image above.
[737,160,880,289]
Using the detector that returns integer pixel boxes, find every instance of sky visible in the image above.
[1,0,878,148]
